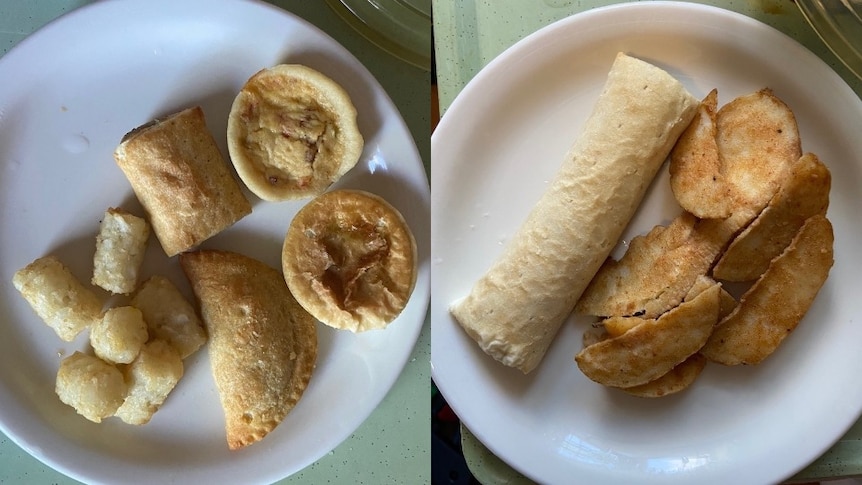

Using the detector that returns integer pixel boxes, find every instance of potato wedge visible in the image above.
[575,283,720,388]
[582,327,608,348]
[602,315,645,338]
[600,275,729,339]
[701,215,833,365]
[576,212,745,318]
[621,354,707,398]
[715,88,801,215]
[712,153,831,281]
[669,88,801,222]
[669,90,732,218]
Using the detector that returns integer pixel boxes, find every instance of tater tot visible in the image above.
[92,208,150,294]
[131,276,206,358]
[114,340,183,425]
[90,306,148,364]
[55,352,127,423]
[13,256,102,341]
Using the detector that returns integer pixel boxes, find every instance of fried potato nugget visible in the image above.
[131,276,207,359]
[114,340,183,425]
[13,256,102,341]
[712,153,831,281]
[670,88,801,220]
[576,212,744,318]
[92,207,150,294]
[621,354,707,398]
[90,306,148,364]
[576,283,720,388]
[701,215,833,365]
[56,352,127,423]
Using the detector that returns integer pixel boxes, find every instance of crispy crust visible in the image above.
[282,189,417,332]
[114,106,252,257]
[227,64,364,201]
[180,250,318,450]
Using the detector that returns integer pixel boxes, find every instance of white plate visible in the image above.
[431,3,862,484]
[0,1,429,484]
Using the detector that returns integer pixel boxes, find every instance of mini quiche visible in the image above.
[282,189,417,332]
[227,64,364,201]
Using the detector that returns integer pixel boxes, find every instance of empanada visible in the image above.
[180,250,317,450]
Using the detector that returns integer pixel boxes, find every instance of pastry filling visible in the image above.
[240,97,336,188]
[318,219,390,311]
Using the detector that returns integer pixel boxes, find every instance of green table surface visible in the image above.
[0,1,430,484]
[433,0,862,483]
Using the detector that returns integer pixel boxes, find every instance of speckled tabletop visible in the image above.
[0,2,429,484]
[433,0,862,483]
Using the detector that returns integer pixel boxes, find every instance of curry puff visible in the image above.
[180,250,317,450]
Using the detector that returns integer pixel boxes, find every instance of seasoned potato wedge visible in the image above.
[669,90,731,218]
[713,153,831,281]
[576,283,720,388]
[576,212,744,318]
[701,215,833,365]
[715,88,802,215]
[669,88,801,222]
[622,354,707,398]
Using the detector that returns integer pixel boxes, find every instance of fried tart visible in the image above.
[227,64,364,201]
[282,189,417,332]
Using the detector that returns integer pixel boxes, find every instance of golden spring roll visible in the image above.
[114,106,252,257]
[450,53,699,373]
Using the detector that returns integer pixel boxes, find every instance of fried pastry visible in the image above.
[114,106,252,257]
[180,250,317,450]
